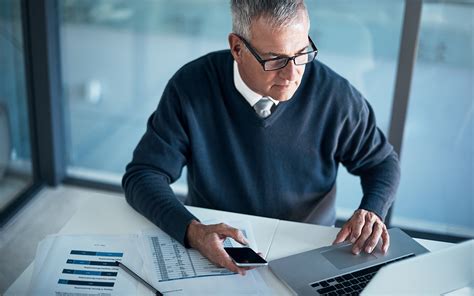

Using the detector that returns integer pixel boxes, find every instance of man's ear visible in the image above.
[228,33,243,63]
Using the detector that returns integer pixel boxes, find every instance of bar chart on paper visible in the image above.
[142,223,252,282]
[58,249,122,288]
[27,235,142,295]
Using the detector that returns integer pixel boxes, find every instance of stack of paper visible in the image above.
[28,221,271,295]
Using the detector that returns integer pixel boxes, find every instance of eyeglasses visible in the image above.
[236,34,318,71]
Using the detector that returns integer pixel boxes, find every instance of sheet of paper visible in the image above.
[140,220,272,295]
[141,220,257,282]
[148,269,272,296]
[28,235,143,296]
[209,220,259,251]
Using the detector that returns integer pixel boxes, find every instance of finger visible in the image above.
[213,248,247,275]
[364,222,383,253]
[216,224,249,246]
[333,226,351,244]
[349,212,366,243]
[222,258,248,276]
[352,218,376,254]
[381,226,390,253]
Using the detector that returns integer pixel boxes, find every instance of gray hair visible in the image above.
[231,0,309,40]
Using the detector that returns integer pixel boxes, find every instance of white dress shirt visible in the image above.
[233,61,279,107]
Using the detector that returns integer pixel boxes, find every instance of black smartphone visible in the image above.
[224,247,268,267]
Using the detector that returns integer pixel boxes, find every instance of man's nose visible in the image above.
[279,60,299,81]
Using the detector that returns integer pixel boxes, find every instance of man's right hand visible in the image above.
[186,220,250,275]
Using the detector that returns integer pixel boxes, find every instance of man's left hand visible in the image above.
[333,209,389,255]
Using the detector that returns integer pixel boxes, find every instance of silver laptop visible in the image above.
[269,228,429,295]
[362,239,474,295]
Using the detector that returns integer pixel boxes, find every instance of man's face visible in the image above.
[231,11,310,101]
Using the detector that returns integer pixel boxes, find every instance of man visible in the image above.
[123,0,400,276]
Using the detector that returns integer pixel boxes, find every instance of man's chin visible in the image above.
[271,87,297,102]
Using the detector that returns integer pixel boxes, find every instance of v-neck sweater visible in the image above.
[123,50,400,246]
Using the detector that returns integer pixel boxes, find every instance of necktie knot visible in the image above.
[254,97,274,118]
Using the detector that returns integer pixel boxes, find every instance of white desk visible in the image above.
[6,195,451,295]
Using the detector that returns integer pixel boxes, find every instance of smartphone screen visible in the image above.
[224,247,268,267]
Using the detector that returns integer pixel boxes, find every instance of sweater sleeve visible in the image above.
[122,80,198,246]
[336,86,401,221]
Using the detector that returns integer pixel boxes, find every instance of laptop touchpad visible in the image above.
[322,244,378,270]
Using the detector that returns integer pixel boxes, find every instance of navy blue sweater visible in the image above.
[122,50,400,246]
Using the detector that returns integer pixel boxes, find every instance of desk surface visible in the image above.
[6,194,451,295]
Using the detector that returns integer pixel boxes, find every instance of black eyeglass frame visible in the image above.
[236,34,318,71]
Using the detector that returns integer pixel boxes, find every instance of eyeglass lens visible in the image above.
[264,51,316,71]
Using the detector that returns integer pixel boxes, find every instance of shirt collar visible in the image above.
[233,61,279,107]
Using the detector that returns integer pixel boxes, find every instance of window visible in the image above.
[392,1,474,237]
[58,1,473,239]
[0,0,34,213]
[60,0,231,192]
[307,0,405,218]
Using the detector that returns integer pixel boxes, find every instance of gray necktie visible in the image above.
[253,97,274,118]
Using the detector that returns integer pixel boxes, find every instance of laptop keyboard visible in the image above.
[310,253,415,295]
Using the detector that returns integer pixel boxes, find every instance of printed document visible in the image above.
[28,234,142,295]
[140,220,272,295]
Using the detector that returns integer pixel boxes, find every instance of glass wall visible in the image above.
[392,1,474,237]
[306,0,405,218]
[59,0,472,237]
[0,0,34,212]
[59,0,404,200]
[60,0,230,192]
